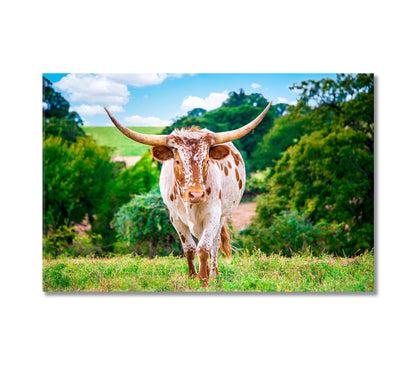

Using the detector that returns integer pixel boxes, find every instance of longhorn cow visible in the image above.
[105,102,271,286]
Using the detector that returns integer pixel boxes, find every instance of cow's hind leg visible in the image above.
[209,233,221,277]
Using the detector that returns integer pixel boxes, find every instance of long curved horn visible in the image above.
[213,101,272,145]
[104,107,168,146]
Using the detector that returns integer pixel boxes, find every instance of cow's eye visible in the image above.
[176,160,180,165]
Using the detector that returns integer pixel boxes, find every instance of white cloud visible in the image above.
[181,91,228,112]
[276,97,297,105]
[54,74,130,105]
[101,73,183,87]
[251,83,261,89]
[124,115,172,127]
[71,104,124,116]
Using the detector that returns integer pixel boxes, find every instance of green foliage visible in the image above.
[111,151,160,205]
[252,115,313,170]
[241,210,346,256]
[288,73,374,133]
[253,74,374,171]
[186,107,207,117]
[245,167,273,196]
[222,89,269,108]
[43,117,86,144]
[43,251,374,292]
[112,191,181,257]
[254,124,374,255]
[244,74,374,256]
[43,135,117,233]
[43,226,103,259]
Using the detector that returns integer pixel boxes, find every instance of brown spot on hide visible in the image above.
[170,193,174,201]
[224,166,229,176]
[219,190,222,199]
[235,168,240,182]
[231,151,242,167]
[239,179,243,189]
[207,187,211,195]
[227,161,232,169]
[180,234,186,243]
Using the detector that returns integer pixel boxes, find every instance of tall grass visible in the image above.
[43,251,374,292]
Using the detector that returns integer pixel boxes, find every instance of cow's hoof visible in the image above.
[197,273,209,288]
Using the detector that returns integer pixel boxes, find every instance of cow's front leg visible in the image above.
[196,246,210,286]
[170,215,197,277]
[185,246,197,277]
[196,215,221,287]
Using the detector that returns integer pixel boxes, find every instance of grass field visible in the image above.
[84,126,165,156]
[43,251,374,292]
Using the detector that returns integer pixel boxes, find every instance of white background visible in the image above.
[1,1,415,373]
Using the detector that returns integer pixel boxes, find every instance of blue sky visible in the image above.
[43,73,337,127]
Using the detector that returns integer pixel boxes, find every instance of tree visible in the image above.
[252,115,312,170]
[288,73,374,133]
[222,89,269,108]
[246,74,374,255]
[187,108,207,117]
[42,76,85,142]
[43,136,116,233]
[255,125,374,252]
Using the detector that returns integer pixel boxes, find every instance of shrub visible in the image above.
[240,210,346,256]
[245,167,273,196]
[254,124,374,254]
[112,191,181,257]
[43,135,117,233]
[43,226,103,259]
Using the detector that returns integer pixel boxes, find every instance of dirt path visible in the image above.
[111,156,141,167]
[230,201,257,231]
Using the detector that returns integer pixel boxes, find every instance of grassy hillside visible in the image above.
[43,251,374,292]
[84,126,165,156]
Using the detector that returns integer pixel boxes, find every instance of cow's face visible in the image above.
[151,129,230,203]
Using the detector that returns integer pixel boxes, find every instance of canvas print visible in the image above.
[42,73,374,292]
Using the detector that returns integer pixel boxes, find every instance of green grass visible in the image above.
[84,126,165,156]
[43,251,374,292]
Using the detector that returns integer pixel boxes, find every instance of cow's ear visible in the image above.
[151,146,174,162]
[209,145,230,160]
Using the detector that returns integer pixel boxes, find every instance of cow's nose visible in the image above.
[188,191,206,203]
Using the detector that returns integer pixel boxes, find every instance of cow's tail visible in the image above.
[220,221,232,263]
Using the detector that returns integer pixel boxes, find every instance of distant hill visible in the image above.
[84,127,165,156]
